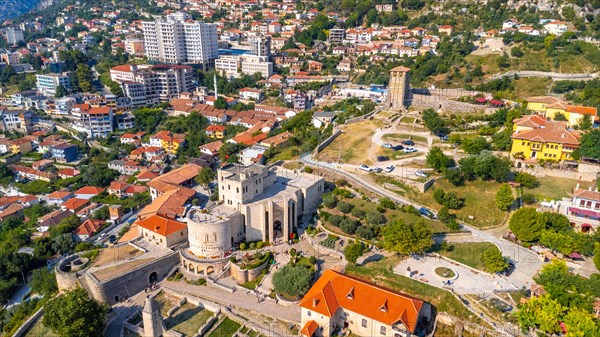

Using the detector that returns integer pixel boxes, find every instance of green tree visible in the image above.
[578,130,600,160]
[426,146,452,172]
[554,112,568,121]
[344,242,365,265]
[516,295,567,334]
[382,219,433,255]
[55,85,68,98]
[577,114,593,131]
[509,207,545,242]
[43,288,107,337]
[495,183,514,211]
[272,265,312,297]
[461,136,490,155]
[75,64,94,93]
[514,172,540,189]
[30,268,58,297]
[563,307,600,337]
[481,246,508,273]
[195,166,216,188]
[214,97,228,109]
[422,109,447,135]
[594,242,600,272]
[337,201,353,214]
[92,206,109,220]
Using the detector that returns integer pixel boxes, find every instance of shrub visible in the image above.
[337,201,354,214]
[330,215,345,227]
[340,219,358,234]
[515,172,540,189]
[351,208,366,219]
[433,189,463,209]
[309,256,317,264]
[522,193,536,204]
[322,193,338,208]
[249,242,256,249]
[446,219,460,230]
[356,226,375,240]
[272,265,312,297]
[290,248,297,256]
[303,166,313,173]
[444,168,465,186]
[240,243,247,250]
[379,197,396,209]
[366,212,386,225]
[256,242,264,249]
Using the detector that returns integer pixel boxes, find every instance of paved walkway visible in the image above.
[162,281,300,323]
[300,153,545,283]
[105,287,158,337]
[394,256,521,295]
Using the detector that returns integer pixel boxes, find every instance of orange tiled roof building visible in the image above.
[299,270,432,337]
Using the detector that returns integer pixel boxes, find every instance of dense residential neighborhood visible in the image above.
[0,0,599,337]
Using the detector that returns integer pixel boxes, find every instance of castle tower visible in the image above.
[388,66,411,109]
[142,296,165,337]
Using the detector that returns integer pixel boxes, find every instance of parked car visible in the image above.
[402,140,415,146]
[437,134,449,142]
[384,165,395,173]
[372,167,383,173]
[392,145,404,151]
[382,143,393,149]
[108,235,117,243]
[359,164,371,172]
[415,170,428,178]
[419,207,436,219]
[503,262,515,277]
[376,156,389,162]
[403,147,417,153]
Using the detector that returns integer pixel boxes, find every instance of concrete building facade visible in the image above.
[387,66,411,109]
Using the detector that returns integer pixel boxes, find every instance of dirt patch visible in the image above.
[92,244,144,268]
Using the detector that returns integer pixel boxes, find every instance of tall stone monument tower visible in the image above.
[387,66,411,109]
[142,296,165,337]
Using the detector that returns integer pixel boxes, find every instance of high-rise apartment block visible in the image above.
[249,36,271,57]
[110,64,194,107]
[142,12,218,70]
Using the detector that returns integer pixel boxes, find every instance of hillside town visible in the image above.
[0,0,599,337]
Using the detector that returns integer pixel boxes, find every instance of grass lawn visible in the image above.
[345,256,477,321]
[268,145,301,162]
[382,133,428,144]
[438,242,497,271]
[410,179,506,229]
[528,176,590,201]
[154,291,179,317]
[208,317,241,337]
[465,54,501,75]
[166,303,213,336]
[511,77,550,100]
[316,119,382,165]
[400,116,416,124]
[25,320,59,337]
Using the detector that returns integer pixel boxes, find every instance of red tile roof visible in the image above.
[134,214,187,237]
[299,270,424,333]
[74,219,105,236]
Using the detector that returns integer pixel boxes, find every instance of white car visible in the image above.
[359,164,371,172]
[372,167,383,173]
[382,143,393,149]
[403,147,417,153]
[415,170,428,178]
[384,165,395,173]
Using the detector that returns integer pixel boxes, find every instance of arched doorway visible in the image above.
[206,266,215,276]
[149,271,158,284]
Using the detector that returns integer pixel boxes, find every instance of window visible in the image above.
[307,311,311,317]
[361,319,367,328]
[380,326,386,335]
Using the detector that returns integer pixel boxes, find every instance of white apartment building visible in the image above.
[71,104,114,138]
[36,73,71,97]
[545,20,568,36]
[215,55,241,76]
[142,12,218,70]
[248,36,271,57]
[241,55,273,78]
[110,64,194,107]
[6,28,25,44]
[215,54,272,78]
[0,108,32,133]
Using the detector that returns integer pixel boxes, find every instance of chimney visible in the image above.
[312,298,318,307]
